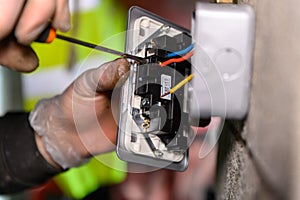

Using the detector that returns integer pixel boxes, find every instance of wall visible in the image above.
[216,0,300,199]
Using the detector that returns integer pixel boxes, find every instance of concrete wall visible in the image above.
[216,0,300,199]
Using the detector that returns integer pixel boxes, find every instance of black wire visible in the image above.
[144,134,157,152]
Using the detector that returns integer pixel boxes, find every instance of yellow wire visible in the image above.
[169,74,194,94]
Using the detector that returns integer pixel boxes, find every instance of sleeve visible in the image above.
[0,112,62,194]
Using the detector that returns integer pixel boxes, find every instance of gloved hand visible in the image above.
[0,0,70,72]
[29,58,130,169]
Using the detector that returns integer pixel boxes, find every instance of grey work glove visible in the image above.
[29,58,130,169]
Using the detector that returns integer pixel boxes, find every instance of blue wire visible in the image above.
[166,44,195,58]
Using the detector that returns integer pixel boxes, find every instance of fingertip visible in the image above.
[53,0,71,32]
[57,22,71,32]
[0,37,39,72]
[117,58,130,72]
[118,58,131,67]
[22,57,39,73]
[13,46,40,73]
[116,58,130,78]
[52,21,70,33]
[94,58,130,91]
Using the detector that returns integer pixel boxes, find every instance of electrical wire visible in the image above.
[160,51,194,67]
[166,44,194,58]
[161,74,194,97]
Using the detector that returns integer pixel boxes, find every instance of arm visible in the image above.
[0,58,129,194]
[0,1,130,192]
[0,113,61,194]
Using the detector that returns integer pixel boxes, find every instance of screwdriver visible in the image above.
[35,25,147,64]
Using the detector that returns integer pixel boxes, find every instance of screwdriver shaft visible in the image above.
[56,34,147,64]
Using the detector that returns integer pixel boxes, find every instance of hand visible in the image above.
[30,58,130,169]
[0,0,70,72]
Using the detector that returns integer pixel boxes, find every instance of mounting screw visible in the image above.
[141,98,150,106]
[154,150,164,158]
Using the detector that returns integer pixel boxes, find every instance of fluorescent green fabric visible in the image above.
[24,0,128,199]
[54,152,127,199]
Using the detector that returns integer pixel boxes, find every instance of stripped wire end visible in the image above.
[161,91,170,98]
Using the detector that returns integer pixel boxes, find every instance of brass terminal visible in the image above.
[142,118,150,130]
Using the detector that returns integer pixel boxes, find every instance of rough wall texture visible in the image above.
[216,0,300,199]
